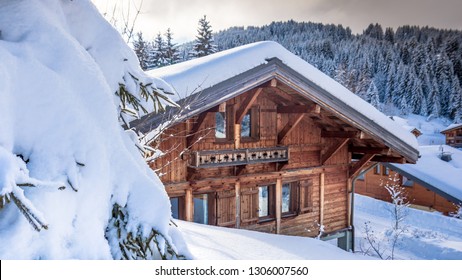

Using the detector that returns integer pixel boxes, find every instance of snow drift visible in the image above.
[0,0,183,259]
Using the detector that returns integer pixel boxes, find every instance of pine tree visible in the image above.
[366,80,381,109]
[450,76,462,121]
[152,32,167,68]
[164,28,180,65]
[132,32,151,70]
[427,77,441,117]
[190,15,217,58]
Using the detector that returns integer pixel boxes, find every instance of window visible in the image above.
[402,176,414,187]
[240,107,259,140]
[383,166,390,176]
[215,112,226,139]
[258,184,275,220]
[170,197,184,220]
[299,179,312,213]
[214,104,234,141]
[282,182,298,216]
[374,164,381,175]
[241,112,251,137]
[193,193,215,225]
[357,173,365,180]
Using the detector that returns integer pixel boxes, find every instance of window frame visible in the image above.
[258,184,276,222]
[214,104,235,143]
[240,106,260,142]
[374,164,381,175]
[169,196,185,220]
[193,192,216,225]
[281,181,299,217]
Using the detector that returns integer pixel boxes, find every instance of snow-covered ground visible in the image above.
[171,194,462,260]
[392,114,449,146]
[173,220,367,260]
[354,194,462,260]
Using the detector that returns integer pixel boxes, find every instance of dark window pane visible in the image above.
[258,185,268,217]
[170,197,179,219]
[194,194,209,224]
[241,113,251,138]
[215,112,226,138]
[282,183,291,213]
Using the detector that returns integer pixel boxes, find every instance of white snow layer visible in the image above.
[391,145,462,202]
[0,0,181,259]
[148,41,418,150]
[173,220,367,260]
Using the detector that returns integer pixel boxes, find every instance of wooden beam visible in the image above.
[371,155,405,163]
[275,178,282,234]
[349,154,375,178]
[236,88,263,124]
[266,87,302,105]
[350,146,390,154]
[234,124,241,149]
[235,182,241,229]
[321,138,350,164]
[319,172,325,227]
[187,112,208,147]
[321,130,359,138]
[185,188,193,222]
[347,178,352,227]
[277,104,319,114]
[270,78,278,87]
[278,113,305,144]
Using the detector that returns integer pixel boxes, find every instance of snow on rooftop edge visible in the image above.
[391,145,462,202]
[148,41,418,151]
[441,123,462,133]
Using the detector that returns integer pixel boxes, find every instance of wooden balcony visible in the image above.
[190,146,289,168]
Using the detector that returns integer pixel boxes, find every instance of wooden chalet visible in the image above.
[132,42,419,250]
[441,123,462,148]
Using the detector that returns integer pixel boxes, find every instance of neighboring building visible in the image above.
[356,145,462,215]
[131,41,418,250]
[441,123,462,148]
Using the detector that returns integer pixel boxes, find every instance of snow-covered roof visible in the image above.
[139,41,419,162]
[388,145,462,204]
[441,123,462,133]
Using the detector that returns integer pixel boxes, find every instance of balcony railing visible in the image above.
[190,146,289,168]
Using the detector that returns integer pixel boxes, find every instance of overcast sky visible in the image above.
[93,0,462,43]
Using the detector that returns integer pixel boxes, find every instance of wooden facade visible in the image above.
[356,163,458,215]
[441,124,462,148]
[133,57,418,249]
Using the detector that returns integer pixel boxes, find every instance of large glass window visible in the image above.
[282,182,297,215]
[193,194,209,224]
[258,185,269,217]
[258,184,275,219]
[215,112,226,139]
[241,112,251,138]
[170,197,184,220]
[170,197,180,219]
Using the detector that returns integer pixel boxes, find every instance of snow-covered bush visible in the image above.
[0,0,184,259]
[360,174,409,259]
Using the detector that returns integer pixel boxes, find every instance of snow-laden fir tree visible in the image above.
[366,80,381,109]
[164,28,180,66]
[190,15,217,58]
[132,31,152,70]
[152,32,168,68]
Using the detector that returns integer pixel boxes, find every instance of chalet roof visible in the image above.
[133,41,419,163]
[386,145,462,205]
[441,123,462,134]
